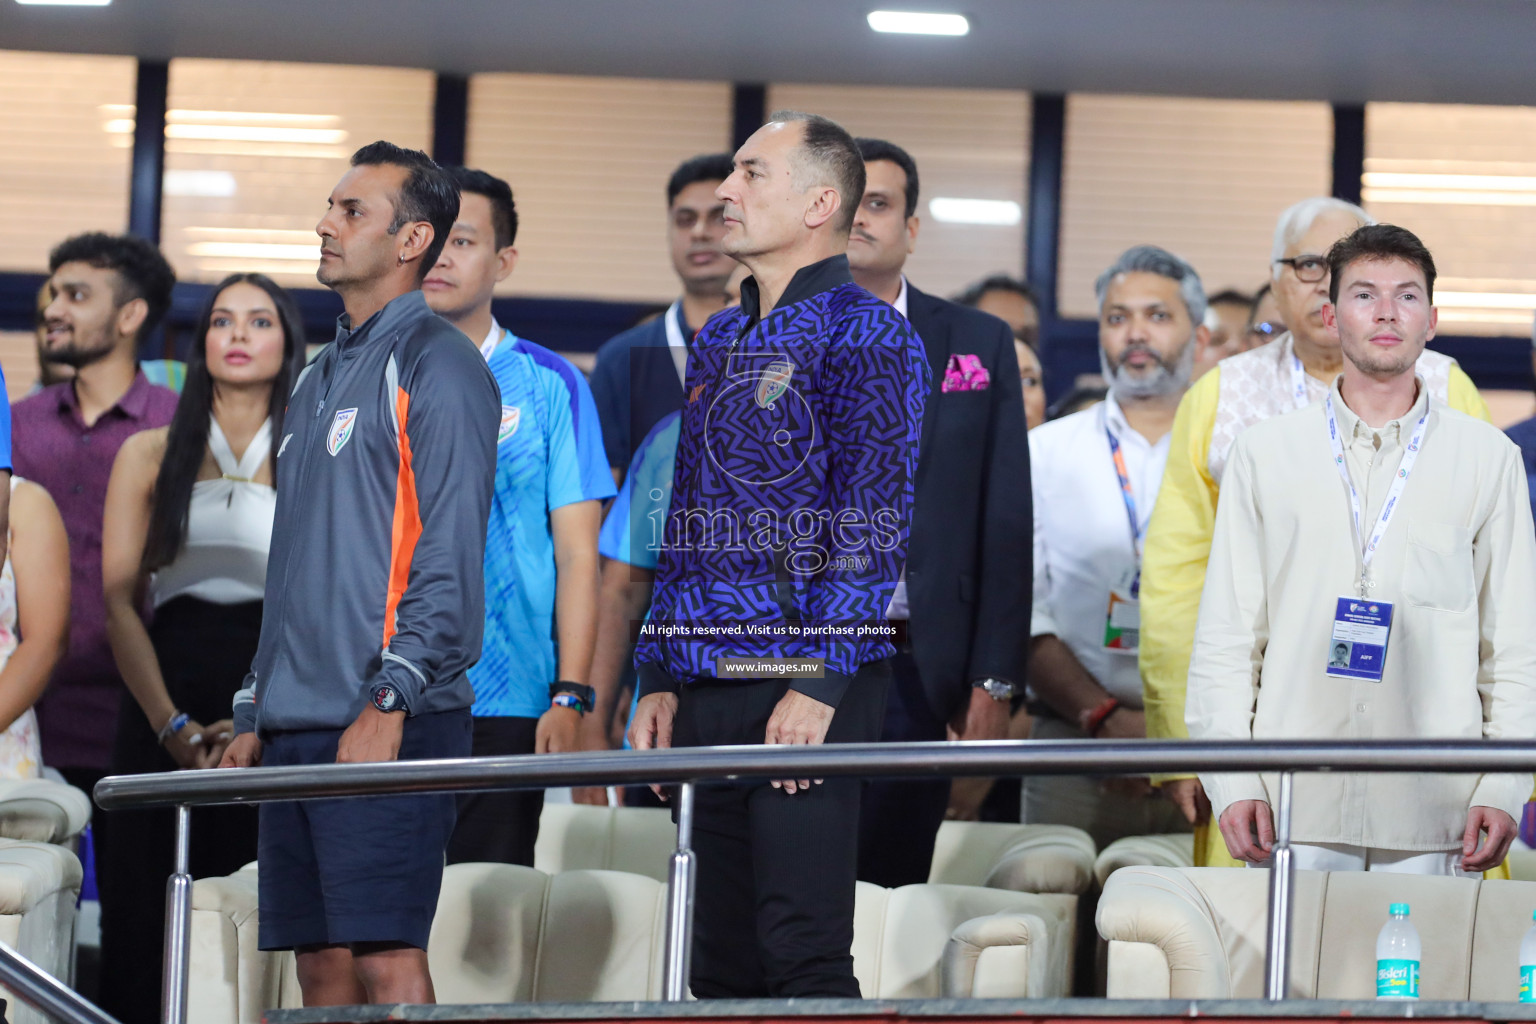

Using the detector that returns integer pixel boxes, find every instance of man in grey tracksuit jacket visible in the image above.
[220,142,499,1006]
[232,289,499,738]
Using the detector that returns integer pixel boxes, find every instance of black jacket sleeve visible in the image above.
[964,319,1032,689]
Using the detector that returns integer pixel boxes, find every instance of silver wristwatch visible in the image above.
[973,678,1017,702]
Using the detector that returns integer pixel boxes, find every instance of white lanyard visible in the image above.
[663,300,689,389]
[1289,352,1312,411]
[1324,393,1428,595]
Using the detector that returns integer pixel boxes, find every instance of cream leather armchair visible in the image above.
[191,863,1075,1023]
[1097,865,1536,1001]
[535,804,1096,897]
[930,821,1096,897]
[0,839,83,1024]
[1093,833,1195,888]
[855,881,1077,998]
[0,779,91,848]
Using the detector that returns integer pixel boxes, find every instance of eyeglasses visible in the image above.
[1273,255,1329,283]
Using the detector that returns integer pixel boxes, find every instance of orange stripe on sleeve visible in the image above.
[383,386,421,647]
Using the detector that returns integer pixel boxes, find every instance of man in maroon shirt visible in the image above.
[13,232,178,1022]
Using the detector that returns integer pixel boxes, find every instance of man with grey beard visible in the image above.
[1021,245,1205,845]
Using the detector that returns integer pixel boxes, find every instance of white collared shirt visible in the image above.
[1030,395,1172,704]
[479,318,505,362]
[892,276,909,319]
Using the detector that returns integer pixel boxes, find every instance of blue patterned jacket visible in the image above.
[633,255,929,707]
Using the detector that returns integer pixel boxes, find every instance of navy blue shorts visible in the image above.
[256,709,472,951]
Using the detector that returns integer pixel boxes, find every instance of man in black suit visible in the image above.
[847,138,1032,887]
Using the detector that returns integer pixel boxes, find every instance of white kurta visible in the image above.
[1187,378,1536,850]
[1030,396,1170,705]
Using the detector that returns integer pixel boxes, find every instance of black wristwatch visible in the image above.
[371,682,408,714]
[548,681,595,715]
[973,678,1018,703]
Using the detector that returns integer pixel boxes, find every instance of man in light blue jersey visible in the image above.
[584,410,682,778]
[423,167,615,865]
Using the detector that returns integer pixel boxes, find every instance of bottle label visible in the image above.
[1521,964,1536,1002]
[1377,958,1419,999]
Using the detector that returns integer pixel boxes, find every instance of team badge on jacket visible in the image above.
[327,408,359,456]
[499,405,521,443]
[755,360,795,409]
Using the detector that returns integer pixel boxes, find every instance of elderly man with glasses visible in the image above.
[1136,196,1492,869]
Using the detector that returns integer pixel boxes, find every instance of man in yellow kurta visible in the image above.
[1139,197,1492,868]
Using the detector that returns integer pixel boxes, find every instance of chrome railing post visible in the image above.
[662,781,697,1001]
[0,938,121,1024]
[162,804,193,1024]
[1264,770,1295,1001]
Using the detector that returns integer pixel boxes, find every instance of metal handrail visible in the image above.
[92,738,1536,809]
[93,738,1536,1024]
[0,939,121,1024]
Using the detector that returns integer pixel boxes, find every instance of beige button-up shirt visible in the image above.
[1187,378,1536,850]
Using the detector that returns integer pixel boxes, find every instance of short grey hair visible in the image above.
[1270,197,1374,278]
[1094,244,1208,328]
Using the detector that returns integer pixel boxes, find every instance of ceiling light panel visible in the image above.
[928,197,1020,225]
[867,10,969,35]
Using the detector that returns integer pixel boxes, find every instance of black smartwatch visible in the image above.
[548,681,595,714]
[371,682,408,714]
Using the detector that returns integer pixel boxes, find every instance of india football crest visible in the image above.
[755,360,795,408]
[499,405,521,444]
[327,408,359,456]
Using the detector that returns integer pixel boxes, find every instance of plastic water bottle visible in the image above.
[1376,903,1420,999]
[1520,910,1536,1001]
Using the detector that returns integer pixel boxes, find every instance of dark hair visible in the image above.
[1246,282,1273,328]
[48,232,176,344]
[1326,223,1436,304]
[954,274,1039,311]
[445,166,518,249]
[666,153,735,206]
[853,138,920,219]
[1207,288,1254,309]
[141,274,306,572]
[767,110,866,235]
[349,141,460,281]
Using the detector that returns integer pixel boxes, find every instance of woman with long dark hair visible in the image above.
[100,272,303,1024]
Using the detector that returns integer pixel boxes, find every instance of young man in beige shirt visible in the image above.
[1187,223,1536,875]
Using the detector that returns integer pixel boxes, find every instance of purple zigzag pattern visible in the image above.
[635,283,929,682]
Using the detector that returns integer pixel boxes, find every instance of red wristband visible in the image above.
[1079,697,1121,737]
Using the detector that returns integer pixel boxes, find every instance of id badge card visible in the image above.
[1104,567,1141,654]
[1326,596,1393,682]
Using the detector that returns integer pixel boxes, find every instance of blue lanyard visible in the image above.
[1106,427,1144,596]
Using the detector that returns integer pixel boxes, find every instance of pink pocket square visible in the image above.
[941,353,991,393]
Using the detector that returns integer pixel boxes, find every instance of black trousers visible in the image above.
[446,715,542,866]
[856,650,951,888]
[674,661,890,999]
[99,598,263,1024]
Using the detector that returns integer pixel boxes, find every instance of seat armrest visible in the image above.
[1096,867,1230,999]
[942,911,1049,998]
[985,826,1097,895]
[1106,939,1172,998]
[1094,834,1196,889]
[0,780,92,845]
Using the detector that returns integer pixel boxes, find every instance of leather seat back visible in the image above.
[1099,866,1536,1001]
